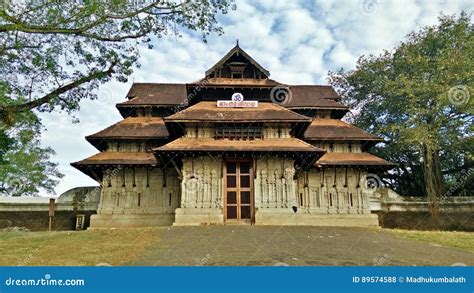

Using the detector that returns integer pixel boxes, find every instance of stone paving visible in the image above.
[130,226,474,266]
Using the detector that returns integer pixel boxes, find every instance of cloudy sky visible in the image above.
[38,0,472,197]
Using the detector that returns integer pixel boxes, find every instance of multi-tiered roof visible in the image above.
[72,44,393,179]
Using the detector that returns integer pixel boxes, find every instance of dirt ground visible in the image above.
[130,226,474,266]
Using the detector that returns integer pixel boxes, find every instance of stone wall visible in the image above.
[91,166,181,228]
[295,169,371,214]
[254,159,377,226]
[0,187,99,231]
[175,156,224,225]
[371,190,474,231]
[375,211,474,231]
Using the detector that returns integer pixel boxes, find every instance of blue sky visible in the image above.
[38,0,473,197]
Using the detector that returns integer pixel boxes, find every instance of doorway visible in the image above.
[224,159,254,224]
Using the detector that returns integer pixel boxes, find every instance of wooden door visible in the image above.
[224,160,254,223]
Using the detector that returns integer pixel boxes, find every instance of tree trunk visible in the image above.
[422,143,445,219]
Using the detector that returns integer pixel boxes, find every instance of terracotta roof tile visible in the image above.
[164,101,311,123]
[304,119,382,141]
[315,152,394,167]
[117,83,188,106]
[71,152,158,166]
[86,117,169,140]
[284,86,349,109]
[155,137,323,152]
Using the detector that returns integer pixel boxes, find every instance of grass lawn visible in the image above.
[1,227,473,266]
[389,229,474,254]
[0,228,160,266]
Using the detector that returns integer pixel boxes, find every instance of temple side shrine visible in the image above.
[72,44,394,228]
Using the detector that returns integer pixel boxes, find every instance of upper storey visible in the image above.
[116,44,349,119]
[205,43,270,79]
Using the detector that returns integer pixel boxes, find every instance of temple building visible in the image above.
[72,44,394,228]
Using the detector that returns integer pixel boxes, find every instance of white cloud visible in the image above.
[36,0,471,196]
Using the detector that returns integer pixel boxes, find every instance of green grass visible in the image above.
[389,229,474,254]
[0,228,161,266]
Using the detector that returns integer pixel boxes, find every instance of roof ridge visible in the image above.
[269,102,312,121]
[131,82,186,85]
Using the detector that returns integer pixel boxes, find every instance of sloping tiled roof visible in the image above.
[205,44,270,77]
[164,101,311,123]
[304,119,382,141]
[71,152,158,166]
[315,152,394,167]
[86,117,169,140]
[284,86,349,109]
[155,138,323,152]
[117,83,188,106]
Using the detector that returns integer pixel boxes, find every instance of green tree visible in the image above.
[0,0,232,119]
[0,0,233,196]
[0,107,63,196]
[329,13,473,214]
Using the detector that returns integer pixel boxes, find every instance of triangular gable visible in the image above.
[205,44,270,78]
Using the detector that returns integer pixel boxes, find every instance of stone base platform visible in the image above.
[255,209,379,227]
[89,213,175,228]
[173,208,224,226]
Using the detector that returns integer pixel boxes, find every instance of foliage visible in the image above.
[0,108,63,196]
[0,0,232,118]
[329,13,473,201]
[0,0,232,196]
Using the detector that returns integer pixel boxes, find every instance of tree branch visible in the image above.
[0,61,118,115]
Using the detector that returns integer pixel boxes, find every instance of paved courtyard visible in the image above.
[130,226,474,266]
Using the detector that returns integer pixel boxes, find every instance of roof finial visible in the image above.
[236,39,239,47]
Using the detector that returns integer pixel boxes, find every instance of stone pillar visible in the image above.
[174,156,224,225]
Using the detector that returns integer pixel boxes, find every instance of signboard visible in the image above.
[217,93,259,108]
[48,198,55,217]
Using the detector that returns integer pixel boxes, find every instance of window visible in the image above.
[299,193,304,207]
[329,144,334,152]
[231,72,242,79]
[214,124,262,140]
[132,168,136,187]
[146,168,150,188]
